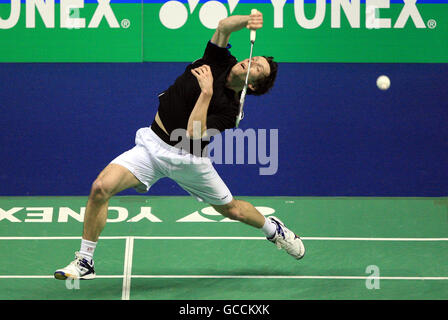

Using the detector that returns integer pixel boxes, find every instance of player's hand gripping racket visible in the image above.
[235,9,257,128]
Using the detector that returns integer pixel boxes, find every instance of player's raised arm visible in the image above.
[211,10,263,48]
[187,65,214,139]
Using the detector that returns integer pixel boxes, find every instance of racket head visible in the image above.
[234,24,256,128]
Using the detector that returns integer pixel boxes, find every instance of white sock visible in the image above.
[261,217,277,238]
[80,238,97,261]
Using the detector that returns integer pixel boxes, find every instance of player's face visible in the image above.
[233,56,271,89]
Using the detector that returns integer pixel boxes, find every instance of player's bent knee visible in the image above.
[89,179,112,203]
[213,203,244,222]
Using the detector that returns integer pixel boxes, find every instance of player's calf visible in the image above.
[212,199,265,228]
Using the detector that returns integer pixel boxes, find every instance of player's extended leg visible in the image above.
[212,199,265,228]
[54,164,143,280]
[83,163,143,242]
[160,139,305,260]
[212,199,306,260]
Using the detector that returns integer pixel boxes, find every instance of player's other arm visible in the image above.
[187,65,213,139]
[211,11,263,48]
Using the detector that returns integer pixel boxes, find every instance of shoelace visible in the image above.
[269,219,287,249]
[70,254,83,267]
[273,219,286,239]
[73,252,91,268]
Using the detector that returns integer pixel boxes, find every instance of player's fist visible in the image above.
[191,64,214,96]
[247,9,263,30]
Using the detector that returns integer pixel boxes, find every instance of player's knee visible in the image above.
[89,179,112,203]
[216,204,244,222]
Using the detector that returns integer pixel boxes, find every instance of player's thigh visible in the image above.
[93,163,143,196]
[173,162,233,205]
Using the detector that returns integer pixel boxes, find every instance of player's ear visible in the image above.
[248,83,256,91]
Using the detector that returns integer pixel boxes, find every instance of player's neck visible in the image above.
[225,73,243,94]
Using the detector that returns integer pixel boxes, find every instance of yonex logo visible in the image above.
[0,0,123,29]
[159,0,430,30]
[159,0,238,29]
[177,206,275,222]
[0,206,276,223]
[0,0,432,30]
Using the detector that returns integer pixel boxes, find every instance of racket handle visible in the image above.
[250,30,256,43]
[235,115,241,128]
[250,9,257,43]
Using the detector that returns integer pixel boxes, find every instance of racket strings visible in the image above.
[236,30,256,128]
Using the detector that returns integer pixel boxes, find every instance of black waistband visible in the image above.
[150,120,208,158]
[150,120,178,147]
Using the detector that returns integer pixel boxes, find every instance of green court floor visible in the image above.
[0,196,447,300]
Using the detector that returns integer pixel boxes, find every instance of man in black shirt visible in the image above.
[54,10,305,281]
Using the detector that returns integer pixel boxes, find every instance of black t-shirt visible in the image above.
[152,41,239,156]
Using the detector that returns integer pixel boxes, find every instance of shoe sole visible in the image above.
[54,271,95,280]
[294,235,306,260]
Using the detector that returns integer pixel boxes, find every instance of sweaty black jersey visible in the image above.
[151,41,239,156]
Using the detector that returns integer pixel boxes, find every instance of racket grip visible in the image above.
[250,9,257,43]
[250,30,256,43]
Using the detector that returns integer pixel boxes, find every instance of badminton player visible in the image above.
[54,10,305,280]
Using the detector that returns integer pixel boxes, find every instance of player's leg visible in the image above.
[54,163,144,280]
[168,154,305,260]
[211,199,265,228]
[212,199,306,260]
[54,130,161,280]
[83,163,143,242]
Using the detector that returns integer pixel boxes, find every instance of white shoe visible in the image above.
[267,216,305,260]
[54,252,96,280]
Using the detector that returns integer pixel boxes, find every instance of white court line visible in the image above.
[131,275,448,280]
[133,236,448,241]
[305,237,448,241]
[1,236,448,241]
[1,275,447,280]
[121,236,134,301]
[1,236,446,290]
[0,275,123,279]
[0,236,126,240]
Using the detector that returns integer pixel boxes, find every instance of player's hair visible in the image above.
[247,56,278,96]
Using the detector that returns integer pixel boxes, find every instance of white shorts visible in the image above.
[110,127,233,205]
